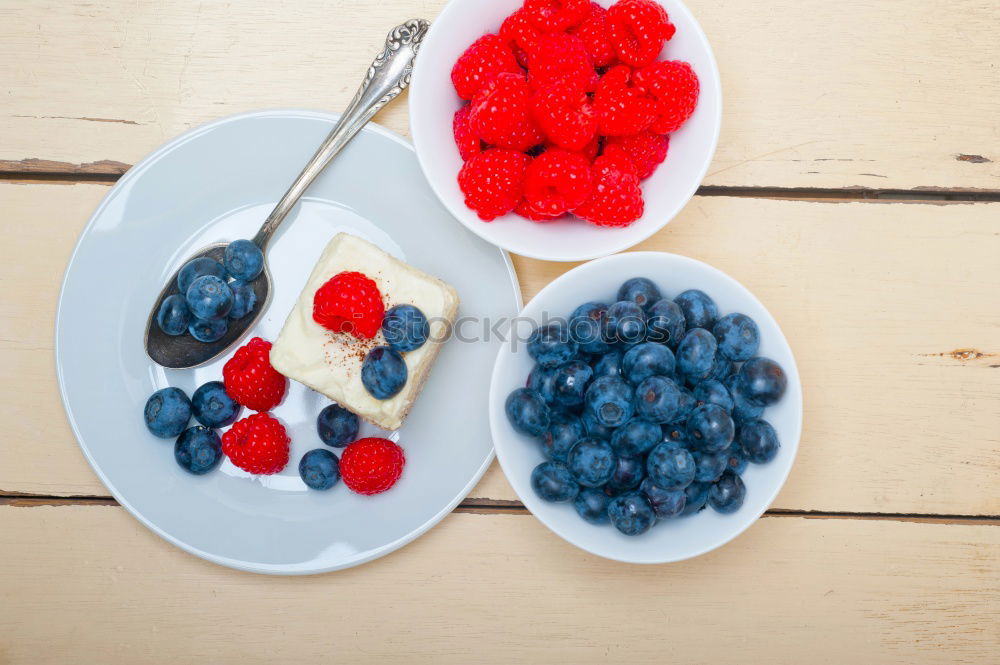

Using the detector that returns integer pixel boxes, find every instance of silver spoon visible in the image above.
[144,18,430,369]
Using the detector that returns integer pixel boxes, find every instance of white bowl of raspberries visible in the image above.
[489,252,802,563]
[410,0,722,262]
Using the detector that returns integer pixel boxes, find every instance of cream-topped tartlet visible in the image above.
[270,233,459,430]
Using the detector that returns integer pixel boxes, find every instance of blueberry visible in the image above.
[144,387,192,438]
[584,376,634,427]
[191,381,240,428]
[693,379,734,413]
[156,294,191,336]
[646,299,686,348]
[185,274,234,320]
[686,404,735,453]
[724,442,748,474]
[505,388,551,437]
[223,239,264,282]
[189,317,228,342]
[569,302,612,354]
[593,349,624,379]
[726,376,765,423]
[551,360,593,408]
[610,418,660,458]
[177,257,226,295]
[604,301,646,345]
[607,455,645,492]
[709,470,746,514]
[528,322,577,368]
[174,426,223,475]
[541,411,585,462]
[676,328,717,382]
[531,461,579,502]
[661,422,689,447]
[567,437,617,488]
[622,342,675,385]
[676,387,697,421]
[361,346,408,399]
[738,419,780,464]
[617,277,662,312]
[581,408,615,440]
[527,365,558,404]
[735,357,788,406]
[228,280,257,319]
[574,487,611,524]
[709,356,736,382]
[713,313,760,362]
[298,448,341,490]
[633,375,684,424]
[646,442,696,490]
[382,304,430,352]
[680,481,711,516]
[608,492,656,536]
[641,477,686,519]
[692,449,729,482]
[674,289,718,329]
[317,404,360,448]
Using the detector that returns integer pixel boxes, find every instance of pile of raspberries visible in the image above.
[452,0,699,227]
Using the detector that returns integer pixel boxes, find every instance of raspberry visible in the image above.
[633,60,700,133]
[573,145,644,227]
[458,149,532,221]
[222,337,287,412]
[527,33,598,92]
[312,271,385,339]
[339,437,405,495]
[469,72,544,151]
[515,197,565,221]
[606,130,669,179]
[607,0,676,68]
[523,149,593,216]
[531,78,597,151]
[593,65,658,136]
[453,105,481,161]
[500,8,542,68]
[570,2,616,68]
[451,34,522,100]
[577,134,603,162]
[221,412,290,475]
[524,0,591,32]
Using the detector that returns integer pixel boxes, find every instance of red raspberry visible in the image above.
[221,412,290,475]
[499,8,542,68]
[339,437,405,495]
[606,130,669,178]
[570,2,616,68]
[223,337,287,412]
[524,0,591,32]
[515,197,565,222]
[633,60,700,133]
[593,65,658,136]
[453,105,481,161]
[312,271,385,339]
[458,149,532,221]
[577,134,602,162]
[607,0,676,68]
[531,78,597,151]
[451,34,522,100]
[469,72,544,152]
[573,145,644,227]
[523,149,593,216]
[527,33,598,92]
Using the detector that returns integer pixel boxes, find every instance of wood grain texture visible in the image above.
[1,0,998,190]
[0,505,997,664]
[1,183,997,514]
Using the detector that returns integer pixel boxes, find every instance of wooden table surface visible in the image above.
[2,1,998,663]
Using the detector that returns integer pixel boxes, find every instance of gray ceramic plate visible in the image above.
[56,109,520,574]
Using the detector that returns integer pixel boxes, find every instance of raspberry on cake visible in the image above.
[270,233,459,431]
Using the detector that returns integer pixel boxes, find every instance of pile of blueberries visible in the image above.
[143,382,241,474]
[505,277,788,536]
[155,239,263,343]
[360,304,431,400]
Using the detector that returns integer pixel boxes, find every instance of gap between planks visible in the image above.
[2,492,997,525]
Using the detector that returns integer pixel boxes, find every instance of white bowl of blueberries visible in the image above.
[489,252,802,563]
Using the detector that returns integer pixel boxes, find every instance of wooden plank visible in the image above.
[1,0,998,190]
[2,183,997,515]
[0,505,996,664]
